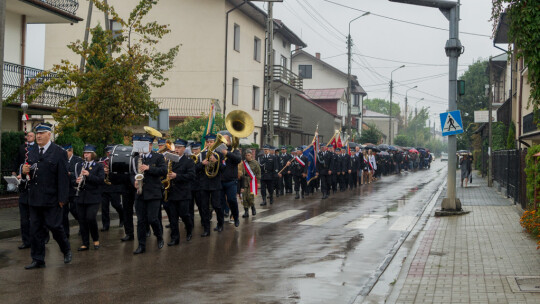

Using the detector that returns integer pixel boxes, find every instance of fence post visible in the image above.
[506,151,509,198]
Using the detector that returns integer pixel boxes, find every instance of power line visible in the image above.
[299,0,345,38]
[322,0,491,38]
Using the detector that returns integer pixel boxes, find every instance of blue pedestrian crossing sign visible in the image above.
[440,110,464,136]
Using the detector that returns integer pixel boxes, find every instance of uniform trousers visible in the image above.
[122,189,135,237]
[63,195,79,238]
[284,174,293,193]
[293,175,307,194]
[19,202,31,246]
[320,174,331,195]
[260,179,274,200]
[200,190,224,230]
[101,192,124,229]
[221,181,239,221]
[338,173,347,190]
[77,203,100,246]
[350,171,358,189]
[190,190,202,227]
[241,189,255,208]
[29,205,70,263]
[135,198,162,248]
[331,174,338,192]
[168,199,192,241]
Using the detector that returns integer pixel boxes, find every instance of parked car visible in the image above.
[440,152,448,161]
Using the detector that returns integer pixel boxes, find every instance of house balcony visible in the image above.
[7,0,82,23]
[266,65,303,94]
[263,110,302,131]
[2,61,74,114]
[153,97,221,120]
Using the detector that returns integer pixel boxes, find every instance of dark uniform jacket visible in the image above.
[317,151,334,175]
[221,148,242,182]
[68,155,83,197]
[339,154,351,173]
[290,155,309,176]
[26,142,69,207]
[279,153,293,174]
[13,142,36,172]
[351,153,360,171]
[195,151,224,191]
[18,164,29,205]
[76,161,105,205]
[168,155,195,201]
[258,154,278,180]
[130,152,167,200]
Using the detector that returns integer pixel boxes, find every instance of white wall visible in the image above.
[5,11,22,64]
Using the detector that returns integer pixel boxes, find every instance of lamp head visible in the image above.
[21,102,28,112]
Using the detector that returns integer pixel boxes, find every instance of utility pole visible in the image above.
[265,2,275,145]
[405,85,418,127]
[77,0,94,97]
[487,66,493,187]
[389,65,405,144]
[0,0,6,176]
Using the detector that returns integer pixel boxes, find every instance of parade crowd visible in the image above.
[12,122,433,269]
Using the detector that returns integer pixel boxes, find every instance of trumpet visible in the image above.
[135,154,144,195]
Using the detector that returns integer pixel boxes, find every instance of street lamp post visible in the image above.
[389,0,462,211]
[389,65,405,144]
[405,85,418,127]
[413,98,426,146]
[347,12,370,139]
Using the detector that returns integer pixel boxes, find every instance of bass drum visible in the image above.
[110,145,133,175]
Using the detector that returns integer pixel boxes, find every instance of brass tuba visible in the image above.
[225,110,254,151]
[204,134,227,178]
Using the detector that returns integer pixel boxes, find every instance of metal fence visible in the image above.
[492,149,528,209]
[2,61,74,109]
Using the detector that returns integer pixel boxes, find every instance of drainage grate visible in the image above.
[507,276,540,293]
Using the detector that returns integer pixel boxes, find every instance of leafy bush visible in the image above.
[394,134,413,147]
[55,127,86,156]
[492,122,507,151]
[170,113,225,141]
[506,123,516,149]
[522,144,540,249]
[1,131,25,173]
[520,210,540,250]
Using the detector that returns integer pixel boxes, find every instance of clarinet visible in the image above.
[75,163,86,197]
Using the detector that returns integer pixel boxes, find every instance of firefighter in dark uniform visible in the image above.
[189,142,202,228]
[64,144,82,238]
[339,148,351,191]
[316,144,334,199]
[289,147,308,199]
[279,146,293,194]
[258,144,279,206]
[100,145,125,231]
[131,134,167,254]
[166,139,195,245]
[120,138,137,242]
[350,146,361,189]
[75,144,105,251]
[22,123,72,269]
[272,147,281,197]
[16,159,34,249]
[196,134,225,236]
[218,131,242,227]
[328,145,338,194]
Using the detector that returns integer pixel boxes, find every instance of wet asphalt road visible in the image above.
[0,162,446,304]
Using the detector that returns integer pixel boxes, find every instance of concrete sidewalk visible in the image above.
[385,171,540,303]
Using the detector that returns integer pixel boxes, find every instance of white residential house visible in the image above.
[1,0,81,132]
[44,0,304,145]
[291,50,367,132]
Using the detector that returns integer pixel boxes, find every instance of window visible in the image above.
[232,78,239,105]
[299,65,312,79]
[279,96,287,111]
[109,19,122,39]
[353,94,360,106]
[252,86,260,110]
[280,55,287,68]
[233,24,240,51]
[253,37,261,62]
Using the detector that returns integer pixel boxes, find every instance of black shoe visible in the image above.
[186,232,192,241]
[269,198,274,205]
[121,235,134,242]
[25,261,45,270]
[260,201,267,206]
[276,193,280,198]
[44,235,50,244]
[251,206,256,216]
[100,227,109,232]
[146,231,151,237]
[213,225,223,232]
[64,251,72,264]
[234,219,240,227]
[224,211,230,217]
[18,244,31,250]
[295,192,300,199]
[200,231,210,237]
[242,209,249,218]
[165,224,170,228]
[77,246,89,251]
[167,240,179,246]
[301,193,304,198]
[93,242,100,250]
[133,246,145,254]
[119,221,124,227]
[157,238,164,249]
[322,194,328,199]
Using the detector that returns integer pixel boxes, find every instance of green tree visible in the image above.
[506,122,516,149]
[492,1,540,126]
[363,98,401,117]
[394,134,414,147]
[4,0,179,152]
[456,59,489,150]
[359,123,383,144]
[170,114,225,141]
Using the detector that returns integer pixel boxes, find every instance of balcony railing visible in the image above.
[266,65,303,91]
[523,111,539,134]
[153,97,221,118]
[263,110,302,131]
[33,0,80,16]
[2,61,74,109]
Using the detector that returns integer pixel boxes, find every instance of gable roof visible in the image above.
[363,109,390,118]
[304,88,345,100]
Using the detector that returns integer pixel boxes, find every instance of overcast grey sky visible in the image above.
[26,0,500,131]
[255,0,499,129]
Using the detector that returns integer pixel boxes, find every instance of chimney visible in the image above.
[315,52,321,60]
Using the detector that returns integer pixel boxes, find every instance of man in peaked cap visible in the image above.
[279,146,293,195]
[258,144,279,206]
[63,143,82,239]
[22,122,72,269]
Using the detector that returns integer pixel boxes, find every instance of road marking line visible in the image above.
[345,214,383,229]
[298,212,342,226]
[389,216,417,231]
[254,209,305,223]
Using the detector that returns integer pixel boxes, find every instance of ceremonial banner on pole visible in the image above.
[201,99,216,147]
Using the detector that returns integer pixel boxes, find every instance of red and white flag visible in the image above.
[243,161,258,195]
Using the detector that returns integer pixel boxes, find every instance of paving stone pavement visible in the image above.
[393,171,540,304]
